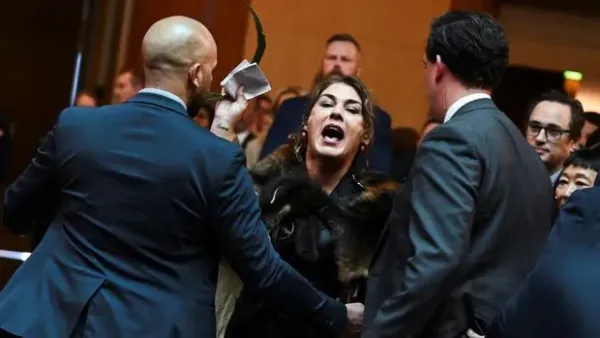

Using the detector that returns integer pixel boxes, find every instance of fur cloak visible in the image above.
[250,144,400,288]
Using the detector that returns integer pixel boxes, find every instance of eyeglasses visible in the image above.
[527,121,570,142]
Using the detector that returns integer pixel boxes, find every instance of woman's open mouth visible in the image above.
[321,124,345,145]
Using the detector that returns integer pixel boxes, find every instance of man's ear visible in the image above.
[188,63,202,88]
[432,54,451,85]
[570,140,581,153]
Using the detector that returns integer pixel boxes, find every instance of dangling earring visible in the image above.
[301,130,307,141]
[360,143,367,153]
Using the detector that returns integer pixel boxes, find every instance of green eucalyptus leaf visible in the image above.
[250,7,266,65]
[204,7,266,106]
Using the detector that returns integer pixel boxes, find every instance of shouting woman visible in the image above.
[214,75,399,338]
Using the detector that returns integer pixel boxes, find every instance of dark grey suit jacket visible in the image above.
[362,98,554,338]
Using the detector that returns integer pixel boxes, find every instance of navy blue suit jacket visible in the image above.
[488,187,600,338]
[260,96,392,173]
[0,93,346,338]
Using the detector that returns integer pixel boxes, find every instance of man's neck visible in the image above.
[144,72,189,105]
[305,150,353,195]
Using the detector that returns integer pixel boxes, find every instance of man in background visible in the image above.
[112,69,143,104]
[75,91,97,107]
[581,111,600,147]
[525,90,584,184]
[259,34,392,173]
[363,11,552,338]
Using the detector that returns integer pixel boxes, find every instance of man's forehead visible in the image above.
[530,101,572,126]
[325,41,360,56]
[117,72,132,82]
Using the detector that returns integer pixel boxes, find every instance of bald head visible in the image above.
[142,16,216,72]
[141,16,218,103]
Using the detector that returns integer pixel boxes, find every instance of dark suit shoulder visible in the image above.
[374,106,391,122]
[276,96,309,115]
[56,105,94,122]
[441,102,529,157]
[423,120,477,152]
[549,187,600,248]
[568,186,600,207]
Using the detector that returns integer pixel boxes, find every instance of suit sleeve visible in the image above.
[3,127,58,235]
[488,191,590,337]
[543,189,591,251]
[368,127,480,337]
[368,110,392,174]
[210,150,347,334]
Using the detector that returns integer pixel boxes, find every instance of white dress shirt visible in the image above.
[550,169,561,185]
[444,93,491,123]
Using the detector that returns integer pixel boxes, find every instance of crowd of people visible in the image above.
[0,8,599,338]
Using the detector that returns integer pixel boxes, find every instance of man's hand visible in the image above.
[466,329,485,338]
[345,302,364,333]
[210,86,247,143]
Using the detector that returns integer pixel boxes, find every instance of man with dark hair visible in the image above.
[259,33,392,174]
[113,69,143,104]
[581,111,600,146]
[326,33,361,51]
[525,90,585,184]
[363,11,553,338]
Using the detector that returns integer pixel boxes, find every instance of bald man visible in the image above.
[0,16,356,338]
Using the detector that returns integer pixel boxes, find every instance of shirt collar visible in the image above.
[138,88,186,109]
[550,169,561,184]
[444,93,492,123]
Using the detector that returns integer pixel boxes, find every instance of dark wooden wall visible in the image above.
[124,0,251,92]
[0,1,83,287]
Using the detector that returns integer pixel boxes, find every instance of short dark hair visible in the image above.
[587,129,600,148]
[563,145,600,176]
[526,90,585,140]
[118,68,144,88]
[584,112,600,128]
[425,11,508,89]
[326,33,361,53]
